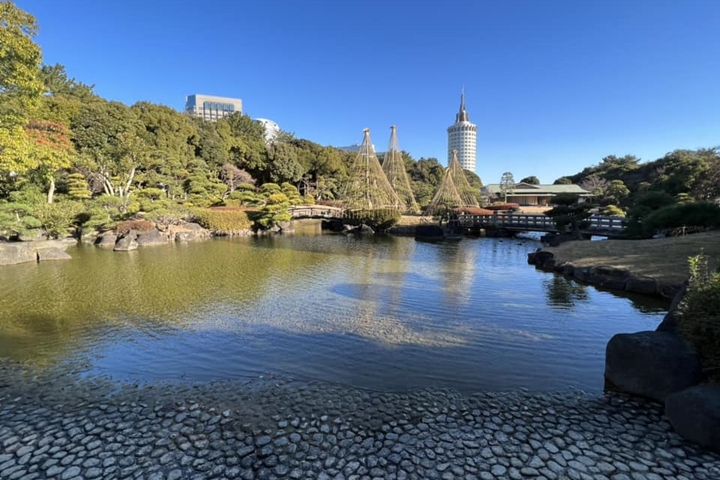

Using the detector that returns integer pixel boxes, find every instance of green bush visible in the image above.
[144,204,196,226]
[33,201,83,238]
[601,205,625,217]
[256,193,291,228]
[344,208,401,230]
[195,208,253,234]
[678,254,720,382]
[641,201,720,236]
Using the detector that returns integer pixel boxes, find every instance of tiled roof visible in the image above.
[483,182,590,195]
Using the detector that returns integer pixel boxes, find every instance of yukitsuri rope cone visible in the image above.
[340,128,402,210]
[424,149,479,216]
[381,126,420,213]
[447,149,480,208]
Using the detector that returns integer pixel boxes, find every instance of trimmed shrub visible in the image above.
[116,219,155,235]
[678,254,720,382]
[642,202,720,236]
[601,204,626,217]
[344,208,401,230]
[33,201,84,239]
[195,208,252,234]
[144,204,196,226]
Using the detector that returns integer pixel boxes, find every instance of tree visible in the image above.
[546,193,594,238]
[38,63,95,100]
[220,163,253,196]
[0,1,43,177]
[0,1,43,121]
[71,101,147,210]
[25,120,74,203]
[554,176,572,185]
[499,172,515,203]
[580,174,609,198]
[66,172,91,199]
[520,175,540,185]
[606,179,630,205]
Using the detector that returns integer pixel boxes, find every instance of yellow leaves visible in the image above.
[0,1,43,118]
[0,124,37,174]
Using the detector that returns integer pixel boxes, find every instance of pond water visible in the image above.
[0,220,668,394]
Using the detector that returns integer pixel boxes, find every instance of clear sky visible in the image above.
[18,0,720,184]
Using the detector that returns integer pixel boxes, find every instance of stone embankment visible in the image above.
[1,360,719,480]
[0,238,77,266]
[528,249,680,299]
[94,223,212,252]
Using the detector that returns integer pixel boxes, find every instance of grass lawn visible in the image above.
[545,231,720,287]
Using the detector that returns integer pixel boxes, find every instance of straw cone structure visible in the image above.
[424,165,463,216]
[448,149,480,207]
[424,149,480,215]
[381,126,419,213]
[340,129,402,210]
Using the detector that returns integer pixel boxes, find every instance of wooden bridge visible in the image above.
[455,213,626,236]
[289,205,345,219]
[289,206,627,236]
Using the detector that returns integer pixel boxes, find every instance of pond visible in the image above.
[0,220,668,394]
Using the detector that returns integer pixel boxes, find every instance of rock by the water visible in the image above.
[0,239,76,265]
[666,385,720,453]
[169,222,210,241]
[175,231,200,242]
[114,231,138,251]
[0,242,37,265]
[625,275,658,295]
[355,224,375,235]
[36,247,72,261]
[605,331,702,402]
[276,221,294,234]
[94,232,117,248]
[136,228,169,246]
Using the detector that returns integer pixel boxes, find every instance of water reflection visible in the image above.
[544,276,590,309]
[0,231,668,393]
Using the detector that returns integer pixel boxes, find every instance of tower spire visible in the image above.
[456,87,469,123]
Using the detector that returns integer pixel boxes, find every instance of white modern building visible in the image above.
[447,89,477,172]
[254,118,281,144]
[185,94,242,122]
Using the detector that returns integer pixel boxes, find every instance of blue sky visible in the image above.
[19,0,720,184]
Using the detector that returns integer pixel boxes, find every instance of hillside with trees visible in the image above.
[553,149,720,237]
[1,1,717,241]
[1,1,485,239]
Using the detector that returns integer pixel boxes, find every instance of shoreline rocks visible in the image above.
[528,248,681,299]
[605,330,703,402]
[0,238,77,266]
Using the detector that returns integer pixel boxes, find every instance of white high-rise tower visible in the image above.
[447,88,477,172]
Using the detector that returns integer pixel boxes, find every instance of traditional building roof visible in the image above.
[483,182,590,197]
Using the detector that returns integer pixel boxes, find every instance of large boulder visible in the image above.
[114,231,138,251]
[625,275,658,295]
[136,228,169,246]
[666,385,720,453]
[169,222,211,241]
[605,331,703,402]
[0,239,76,265]
[0,242,37,265]
[95,232,118,248]
[36,247,72,261]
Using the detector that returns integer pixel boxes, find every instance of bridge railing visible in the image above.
[289,205,345,219]
[587,215,626,231]
[456,213,625,232]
